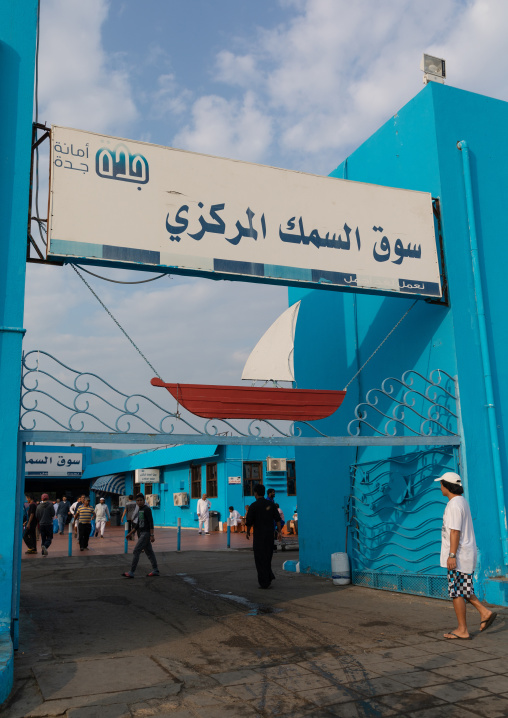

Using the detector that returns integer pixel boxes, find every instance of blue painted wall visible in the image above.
[0,0,38,704]
[290,83,508,604]
[85,444,296,529]
[140,445,295,529]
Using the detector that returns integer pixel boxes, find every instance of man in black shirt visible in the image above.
[36,493,55,556]
[23,495,38,554]
[122,493,159,578]
[246,484,282,589]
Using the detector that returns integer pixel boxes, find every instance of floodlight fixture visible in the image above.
[420,53,446,84]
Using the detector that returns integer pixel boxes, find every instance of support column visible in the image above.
[0,0,38,704]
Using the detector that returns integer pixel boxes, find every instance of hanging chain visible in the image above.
[343,300,418,391]
[70,264,162,379]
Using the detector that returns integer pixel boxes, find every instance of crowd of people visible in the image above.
[22,493,113,555]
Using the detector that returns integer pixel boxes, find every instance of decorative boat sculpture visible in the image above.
[151,301,346,420]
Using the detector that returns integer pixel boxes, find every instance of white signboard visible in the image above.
[135,468,160,484]
[25,452,83,476]
[228,476,242,485]
[47,126,442,298]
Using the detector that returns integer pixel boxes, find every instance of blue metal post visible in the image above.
[177,518,181,551]
[124,523,128,554]
[68,521,73,557]
[458,140,508,566]
[0,0,39,704]
[227,521,231,549]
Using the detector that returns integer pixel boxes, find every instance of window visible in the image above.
[144,483,153,496]
[191,465,202,499]
[287,461,296,496]
[206,463,218,498]
[243,461,263,497]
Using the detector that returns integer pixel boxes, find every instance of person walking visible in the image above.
[94,497,110,538]
[36,493,55,556]
[121,495,137,540]
[246,484,282,589]
[266,488,278,551]
[436,471,497,639]
[56,495,71,535]
[70,494,85,538]
[122,493,159,578]
[197,493,211,535]
[23,495,38,554]
[74,497,95,551]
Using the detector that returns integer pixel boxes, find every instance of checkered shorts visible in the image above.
[448,569,474,599]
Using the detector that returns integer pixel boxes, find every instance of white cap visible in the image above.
[434,471,462,485]
[99,497,105,501]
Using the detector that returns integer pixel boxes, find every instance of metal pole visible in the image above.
[458,139,508,565]
[68,521,73,557]
[124,522,128,554]
[177,518,181,551]
[227,520,231,549]
[11,437,26,649]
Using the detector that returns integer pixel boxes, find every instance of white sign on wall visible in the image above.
[47,126,442,298]
[135,468,160,484]
[25,452,83,476]
[228,476,242,485]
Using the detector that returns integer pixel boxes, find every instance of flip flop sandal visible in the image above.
[444,632,472,640]
[480,613,497,632]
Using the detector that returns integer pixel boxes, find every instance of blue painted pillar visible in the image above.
[0,0,38,704]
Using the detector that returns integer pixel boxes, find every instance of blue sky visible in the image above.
[25,0,508,427]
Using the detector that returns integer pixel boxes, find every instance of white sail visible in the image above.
[241,301,301,383]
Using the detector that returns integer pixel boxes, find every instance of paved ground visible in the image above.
[4,548,508,718]
[21,525,266,560]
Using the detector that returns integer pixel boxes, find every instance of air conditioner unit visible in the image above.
[173,492,189,507]
[267,457,287,472]
[146,494,160,507]
[118,495,128,507]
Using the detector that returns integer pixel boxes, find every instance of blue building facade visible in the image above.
[290,82,508,606]
[82,444,296,528]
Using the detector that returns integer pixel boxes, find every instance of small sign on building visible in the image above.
[228,476,242,484]
[135,468,160,484]
[25,452,83,477]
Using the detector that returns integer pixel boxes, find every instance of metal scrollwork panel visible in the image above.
[19,350,326,440]
[348,369,459,438]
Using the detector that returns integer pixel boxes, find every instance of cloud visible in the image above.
[175,0,508,174]
[215,51,259,87]
[38,0,137,132]
[173,91,273,161]
[150,73,192,118]
[428,0,508,100]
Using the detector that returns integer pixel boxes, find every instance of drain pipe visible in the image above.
[457,140,508,566]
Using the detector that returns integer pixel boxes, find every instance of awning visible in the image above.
[91,474,126,495]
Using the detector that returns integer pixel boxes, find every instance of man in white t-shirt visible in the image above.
[436,471,496,640]
[197,493,211,535]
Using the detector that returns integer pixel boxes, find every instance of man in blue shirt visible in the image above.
[123,493,159,578]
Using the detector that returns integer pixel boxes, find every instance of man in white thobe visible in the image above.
[197,493,211,535]
[228,506,242,532]
[94,497,111,538]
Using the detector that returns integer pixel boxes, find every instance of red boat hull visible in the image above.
[151,378,346,420]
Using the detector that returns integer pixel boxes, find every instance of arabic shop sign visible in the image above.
[47,126,442,298]
[135,468,160,484]
[25,452,83,476]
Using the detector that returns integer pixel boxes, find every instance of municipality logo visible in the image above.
[95,143,149,184]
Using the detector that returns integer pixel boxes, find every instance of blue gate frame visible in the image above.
[13,351,462,641]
